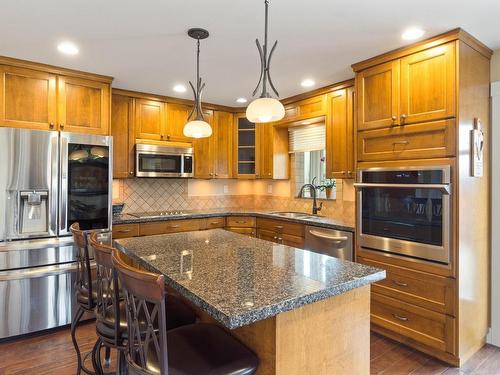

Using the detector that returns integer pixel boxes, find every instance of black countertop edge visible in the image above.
[113,210,355,233]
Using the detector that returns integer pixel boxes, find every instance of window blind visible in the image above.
[288,124,326,153]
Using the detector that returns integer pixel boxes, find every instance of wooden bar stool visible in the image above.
[89,234,198,374]
[70,222,107,375]
[112,250,259,375]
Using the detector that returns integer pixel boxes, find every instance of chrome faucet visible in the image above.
[298,183,323,215]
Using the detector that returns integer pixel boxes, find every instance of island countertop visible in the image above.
[114,229,384,329]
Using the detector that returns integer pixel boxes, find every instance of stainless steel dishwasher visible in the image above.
[304,226,353,261]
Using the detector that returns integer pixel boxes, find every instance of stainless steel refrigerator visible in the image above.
[0,128,112,339]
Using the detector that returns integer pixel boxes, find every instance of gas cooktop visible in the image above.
[128,211,189,219]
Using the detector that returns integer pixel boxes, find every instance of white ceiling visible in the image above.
[1,0,499,106]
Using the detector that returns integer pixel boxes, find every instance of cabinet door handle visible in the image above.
[160,134,164,139]
[400,114,407,122]
[60,123,65,129]
[167,135,171,139]
[129,171,134,175]
[49,123,55,129]
[393,141,409,145]
[393,314,409,322]
[392,280,408,287]
[268,173,271,176]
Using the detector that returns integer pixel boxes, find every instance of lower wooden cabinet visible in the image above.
[371,292,456,355]
[256,218,305,248]
[225,227,256,237]
[226,216,256,228]
[112,223,140,239]
[357,119,455,162]
[202,217,226,230]
[139,219,202,236]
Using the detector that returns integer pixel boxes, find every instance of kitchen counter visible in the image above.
[113,208,355,232]
[114,229,383,329]
[114,229,383,374]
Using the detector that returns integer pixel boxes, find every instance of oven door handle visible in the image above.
[353,183,451,195]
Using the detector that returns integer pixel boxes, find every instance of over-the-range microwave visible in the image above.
[135,144,193,178]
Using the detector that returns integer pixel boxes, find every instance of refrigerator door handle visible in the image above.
[59,134,68,234]
[50,133,59,235]
[0,261,96,281]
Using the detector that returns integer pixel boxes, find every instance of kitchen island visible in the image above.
[114,229,385,375]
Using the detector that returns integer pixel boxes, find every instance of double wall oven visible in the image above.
[355,166,452,264]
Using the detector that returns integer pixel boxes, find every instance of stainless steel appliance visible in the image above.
[0,128,112,339]
[304,226,353,261]
[354,166,451,264]
[136,143,193,178]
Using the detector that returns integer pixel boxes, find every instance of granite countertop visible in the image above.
[114,229,384,329]
[113,209,355,232]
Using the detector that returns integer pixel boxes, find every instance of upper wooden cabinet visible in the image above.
[134,98,166,141]
[277,95,327,125]
[0,61,112,134]
[165,103,192,143]
[212,111,234,178]
[326,86,355,179]
[356,42,456,131]
[111,94,135,178]
[256,123,289,179]
[357,60,399,130]
[399,42,456,125]
[57,75,110,135]
[0,65,57,130]
[193,110,222,179]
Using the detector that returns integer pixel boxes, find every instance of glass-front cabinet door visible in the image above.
[235,115,256,178]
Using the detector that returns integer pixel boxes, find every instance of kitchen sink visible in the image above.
[271,212,323,220]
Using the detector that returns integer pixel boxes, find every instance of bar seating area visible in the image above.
[71,224,259,375]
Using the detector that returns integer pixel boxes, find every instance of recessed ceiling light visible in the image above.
[236,97,248,104]
[301,79,315,88]
[57,41,79,56]
[402,27,425,41]
[173,84,187,93]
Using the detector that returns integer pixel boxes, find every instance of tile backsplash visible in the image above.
[113,177,355,224]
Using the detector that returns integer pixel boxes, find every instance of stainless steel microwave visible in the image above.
[135,144,193,178]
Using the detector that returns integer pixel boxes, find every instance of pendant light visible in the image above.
[183,28,212,139]
[246,0,285,123]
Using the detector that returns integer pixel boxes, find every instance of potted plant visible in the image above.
[319,179,336,199]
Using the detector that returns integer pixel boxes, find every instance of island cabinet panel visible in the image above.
[57,75,110,135]
[112,223,140,239]
[165,103,191,143]
[357,256,455,315]
[111,94,135,178]
[134,98,166,141]
[371,292,456,355]
[357,119,456,161]
[357,60,400,131]
[399,42,456,125]
[139,219,202,236]
[0,65,57,130]
[326,86,355,179]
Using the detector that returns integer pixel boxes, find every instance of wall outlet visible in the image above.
[223,185,229,194]
[267,184,273,194]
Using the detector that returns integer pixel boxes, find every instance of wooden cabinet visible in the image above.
[112,223,140,239]
[256,123,289,179]
[57,75,110,135]
[134,98,166,141]
[193,110,232,179]
[357,119,455,162]
[256,218,305,247]
[357,60,399,131]
[326,86,355,179]
[234,114,257,178]
[139,219,202,236]
[0,65,57,130]
[202,217,226,230]
[111,94,135,178]
[276,95,327,125]
[225,227,256,237]
[399,42,456,125]
[165,103,192,143]
[0,62,111,134]
[225,216,256,237]
[356,42,456,131]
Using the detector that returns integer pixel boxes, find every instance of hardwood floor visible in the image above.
[0,323,499,375]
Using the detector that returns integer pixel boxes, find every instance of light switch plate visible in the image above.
[223,185,229,194]
[267,184,273,194]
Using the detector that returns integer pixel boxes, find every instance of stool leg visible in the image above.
[118,350,127,375]
[71,306,85,375]
[95,340,104,375]
[91,339,101,375]
[104,347,111,368]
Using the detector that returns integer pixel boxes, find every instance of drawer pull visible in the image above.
[235,221,246,224]
[393,140,409,145]
[117,229,131,233]
[274,225,284,230]
[393,314,409,322]
[170,225,180,228]
[210,221,220,225]
[392,280,409,287]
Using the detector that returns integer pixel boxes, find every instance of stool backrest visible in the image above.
[112,250,169,374]
[70,222,94,310]
[89,232,122,346]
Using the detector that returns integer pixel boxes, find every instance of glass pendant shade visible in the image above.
[183,120,212,138]
[246,97,285,123]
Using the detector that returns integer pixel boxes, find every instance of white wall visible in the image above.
[491,49,500,346]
